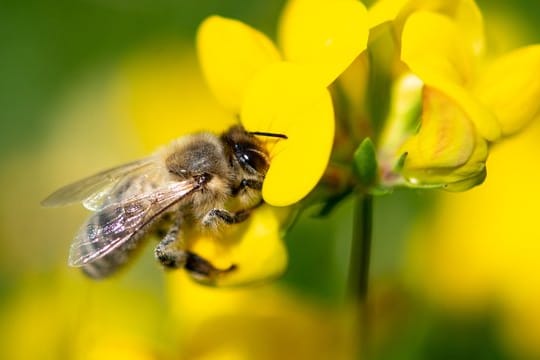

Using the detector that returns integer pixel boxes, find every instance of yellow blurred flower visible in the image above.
[405,118,540,359]
[0,275,167,360]
[167,272,353,360]
[197,0,369,206]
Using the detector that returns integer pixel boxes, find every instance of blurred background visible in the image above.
[1,0,539,359]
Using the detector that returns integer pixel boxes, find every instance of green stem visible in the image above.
[349,193,373,302]
[348,192,373,357]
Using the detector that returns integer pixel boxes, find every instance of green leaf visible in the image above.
[353,137,378,186]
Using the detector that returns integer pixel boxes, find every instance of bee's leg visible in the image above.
[231,179,262,195]
[154,215,187,269]
[154,216,237,280]
[184,252,237,281]
[202,208,250,226]
[199,178,266,227]
[202,196,265,226]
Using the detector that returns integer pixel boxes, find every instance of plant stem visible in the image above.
[348,192,373,357]
[350,193,373,302]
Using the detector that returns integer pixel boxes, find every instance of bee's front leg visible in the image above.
[202,208,251,226]
[231,179,262,195]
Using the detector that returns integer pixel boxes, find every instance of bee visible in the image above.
[42,125,286,281]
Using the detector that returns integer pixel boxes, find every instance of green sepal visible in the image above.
[353,137,378,187]
[370,186,393,196]
[393,151,408,173]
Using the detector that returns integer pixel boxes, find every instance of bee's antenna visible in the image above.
[249,131,288,140]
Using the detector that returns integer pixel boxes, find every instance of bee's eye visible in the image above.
[234,143,269,173]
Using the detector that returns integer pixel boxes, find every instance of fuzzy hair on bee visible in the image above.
[42,125,286,282]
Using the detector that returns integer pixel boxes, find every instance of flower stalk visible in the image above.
[350,193,373,303]
[348,191,374,356]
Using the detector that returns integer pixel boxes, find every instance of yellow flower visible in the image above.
[114,1,371,285]
[188,0,371,283]
[401,11,540,140]
[398,87,488,191]
[378,3,540,190]
[197,0,369,206]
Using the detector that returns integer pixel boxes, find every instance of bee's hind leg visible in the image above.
[154,215,187,269]
[154,214,237,281]
[184,252,237,282]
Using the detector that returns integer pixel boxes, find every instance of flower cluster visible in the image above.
[197,0,369,206]
[371,0,540,190]
[160,0,540,285]
[186,0,370,285]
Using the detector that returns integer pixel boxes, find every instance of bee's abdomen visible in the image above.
[78,209,150,279]
[80,241,135,279]
[82,253,126,279]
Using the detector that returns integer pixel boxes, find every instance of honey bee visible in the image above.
[42,125,286,281]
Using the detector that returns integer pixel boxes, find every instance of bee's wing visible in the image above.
[41,158,155,209]
[68,180,197,267]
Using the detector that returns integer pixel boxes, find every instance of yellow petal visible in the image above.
[400,87,490,189]
[403,135,488,189]
[443,163,486,192]
[402,87,476,170]
[443,134,488,185]
[278,0,369,86]
[401,11,476,87]
[473,45,540,136]
[241,62,335,206]
[187,206,289,286]
[368,0,409,28]
[441,0,485,56]
[197,16,281,112]
[402,0,484,54]
[435,81,501,141]
[401,11,500,140]
[370,0,484,55]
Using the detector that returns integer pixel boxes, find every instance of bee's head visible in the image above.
[222,126,270,175]
[222,125,287,176]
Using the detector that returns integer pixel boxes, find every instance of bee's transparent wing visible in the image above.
[68,180,197,267]
[41,158,155,209]
[81,169,166,211]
